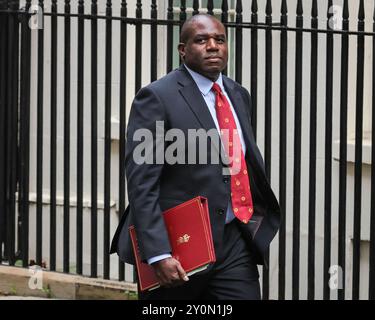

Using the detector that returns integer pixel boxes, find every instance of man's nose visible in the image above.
[206,38,219,50]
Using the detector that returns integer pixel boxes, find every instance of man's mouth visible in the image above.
[205,56,221,62]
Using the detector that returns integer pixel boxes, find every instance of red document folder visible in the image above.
[129,196,216,292]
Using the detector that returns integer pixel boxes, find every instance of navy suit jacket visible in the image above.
[110,65,281,266]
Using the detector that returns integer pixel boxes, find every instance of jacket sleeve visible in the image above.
[125,86,172,261]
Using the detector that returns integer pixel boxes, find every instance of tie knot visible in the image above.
[212,83,222,95]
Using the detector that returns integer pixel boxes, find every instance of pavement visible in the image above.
[0,295,60,300]
[0,265,137,300]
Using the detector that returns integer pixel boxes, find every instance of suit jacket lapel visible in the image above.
[178,83,217,133]
[177,66,223,156]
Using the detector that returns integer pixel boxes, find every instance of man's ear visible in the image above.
[178,43,186,60]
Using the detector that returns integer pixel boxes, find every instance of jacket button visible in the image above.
[223,177,229,184]
[217,208,225,215]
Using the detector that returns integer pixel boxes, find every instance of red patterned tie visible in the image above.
[212,83,254,224]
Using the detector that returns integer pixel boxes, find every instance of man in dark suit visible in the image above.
[110,14,280,300]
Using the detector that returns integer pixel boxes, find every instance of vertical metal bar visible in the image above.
[151,0,157,82]
[292,0,303,300]
[76,0,85,276]
[118,0,127,282]
[63,0,71,274]
[221,0,228,76]
[193,0,199,16]
[235,0,242,84]
[15,0,23,261]
[352,0,365,300]
[49,0,57,272]
[323,0,334,301]
[221,0,228,25]
[12,0,19,266]
[103,0,112,280]
[307,0,318,301]
[178,0,185,65]
[370,0,375,300]
[250,0,258,140]
[91,0,98,278]
[262,0,272,300]
[6,0,18,266]
[278,0,287,301]
[17,0,24,260]
[36,0,44,267]
[179,0,186,30]
[0,0,7,264]
[19,0,32,268]
[2,0,10,264]
[264,0,272,200]
[166,0,173,73]
[338,0,349,301]
[207,0,213,15]
[4,1,10,261]
[135,0,142,92]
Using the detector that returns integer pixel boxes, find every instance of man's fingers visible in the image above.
[171,272,180,280]
[155,271,168,286]
[176,263,189,282]
[152,257,188,287]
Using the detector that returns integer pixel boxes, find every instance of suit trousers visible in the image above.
[139,219,261,300]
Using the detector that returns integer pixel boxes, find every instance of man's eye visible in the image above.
[196,38,206,44]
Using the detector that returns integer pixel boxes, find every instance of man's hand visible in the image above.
[151,257,189,288]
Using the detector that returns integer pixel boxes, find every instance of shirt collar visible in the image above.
[184,64,225,96]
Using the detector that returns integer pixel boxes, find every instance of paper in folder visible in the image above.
[129,196,216,292]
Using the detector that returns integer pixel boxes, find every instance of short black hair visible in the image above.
[180,14,224,43]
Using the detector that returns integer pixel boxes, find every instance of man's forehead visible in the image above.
[193,32,226,37]
[189,20,226,36]
[191,19,224,30]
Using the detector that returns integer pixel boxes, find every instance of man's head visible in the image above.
[178,14,228,82]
